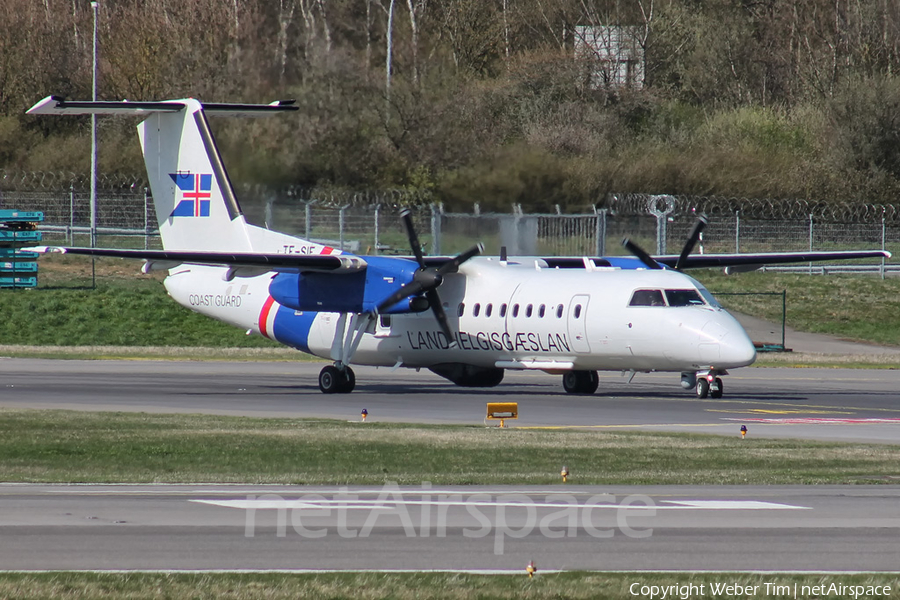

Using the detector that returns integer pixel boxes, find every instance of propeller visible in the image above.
[622,214,708,271]
[674,214,708,270]
[374,209,483,345]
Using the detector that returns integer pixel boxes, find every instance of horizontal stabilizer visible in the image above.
[27,96,298,117]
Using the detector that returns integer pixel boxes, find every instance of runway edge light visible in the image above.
[561,465,569,483]
[741,425,747,439]
[526,560,536,578]
[361,408,368,422]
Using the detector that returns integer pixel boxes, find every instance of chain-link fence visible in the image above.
[1,171,896,273]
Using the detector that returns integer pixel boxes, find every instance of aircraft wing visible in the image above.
[25,246,367,273]
[653,249,891,271]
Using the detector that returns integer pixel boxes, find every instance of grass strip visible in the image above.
[0,571,895,599]
[1,410,899,485]
[0,344,320,362]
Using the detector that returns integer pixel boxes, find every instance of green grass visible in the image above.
[0,571,895,599]
[704,271,900,347]
[2,410,899,485]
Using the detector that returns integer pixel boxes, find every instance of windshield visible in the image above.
[665,289,706,306]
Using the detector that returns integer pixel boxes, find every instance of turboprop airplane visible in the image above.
[25,95,891,398]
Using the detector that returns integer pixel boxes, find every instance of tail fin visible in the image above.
[27,96,299,252]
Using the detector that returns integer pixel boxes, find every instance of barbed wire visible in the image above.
[605,193,900,222]
[5,170,900,222]
[0,169,146,192]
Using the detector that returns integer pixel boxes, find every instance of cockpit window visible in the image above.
[629,289,666,307]
[665,289,706,307]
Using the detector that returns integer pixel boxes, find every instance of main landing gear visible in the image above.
[319,364,356,394]
[562,370,599,394]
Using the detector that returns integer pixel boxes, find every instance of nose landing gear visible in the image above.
[694,371,723,399]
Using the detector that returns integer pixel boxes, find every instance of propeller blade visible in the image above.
[437,243,484,275]
[675,215,708,271]
[400,208,426,269]
[375,280,425,313]
[622,238,663,269]
[426,289,457,347]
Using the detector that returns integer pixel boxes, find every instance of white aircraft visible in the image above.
[25,95,890,398]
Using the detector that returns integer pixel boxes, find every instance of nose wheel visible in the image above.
[695,376,723,399]
[319,365,356,394]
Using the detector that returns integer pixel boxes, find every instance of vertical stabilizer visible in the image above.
[26,96,301,253]
[138,99,251,251]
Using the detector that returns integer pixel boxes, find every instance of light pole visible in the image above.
[90,0,98,287]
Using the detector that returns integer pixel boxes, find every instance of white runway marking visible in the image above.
[191,498,810,511]
[660,500,810,510]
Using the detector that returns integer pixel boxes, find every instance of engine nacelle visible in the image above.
[429,363,505,388]
[269,256,427,314]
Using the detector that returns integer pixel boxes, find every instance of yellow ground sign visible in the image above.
[486,402,518,421]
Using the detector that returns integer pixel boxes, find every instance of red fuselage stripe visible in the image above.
[258,296,276,339]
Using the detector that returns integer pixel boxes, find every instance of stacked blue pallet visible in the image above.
[0,210,43,288]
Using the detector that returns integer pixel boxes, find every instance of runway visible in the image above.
[1,359,899,572]
[1,358,899,443]
[0,483,897,571]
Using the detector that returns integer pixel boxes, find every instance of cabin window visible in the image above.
[379,315,392,328]
[458,303,465,317]
[538,304,546,318]
[629,289,666,307]
[473,303,481,317]
[512,304,520,318]
[485,304,493,317]
[500,304,507,317]
[665,289,705,307]
[526,304,533,318]
[574,304,582,319]
[556,304,564,318]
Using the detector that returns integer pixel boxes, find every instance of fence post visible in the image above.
[881,212,886,280]
[144,188,151,250]
[339,205,346,251]
[647,195,675,254]
[69,183,75,245]
[431,203,442,255]
[594,206,607,256]
[735,210,740,253]
[374,204,380,255]
[305,201,314,239]
[808,213,814,275]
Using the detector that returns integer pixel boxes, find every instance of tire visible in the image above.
[319,365,342,394]
[710,377,723,399]
[563,371,581,393]
[696,378,710,399]
[339,367,356,394]
[562,371,598,394]
[584,371,600,394]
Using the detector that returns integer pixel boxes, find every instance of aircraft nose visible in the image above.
[698,314,757,367]
[719,329,757,367]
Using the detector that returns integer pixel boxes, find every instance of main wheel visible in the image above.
[319,365,342,394]
[339,366,356,394]
[584,370,600,394]
[696,378,710,399]
[710,377,723,399]
[562,371,599,394]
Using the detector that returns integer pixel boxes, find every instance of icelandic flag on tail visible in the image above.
[169,172,213,217]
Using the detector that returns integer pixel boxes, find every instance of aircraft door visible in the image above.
[568,294,591,353]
